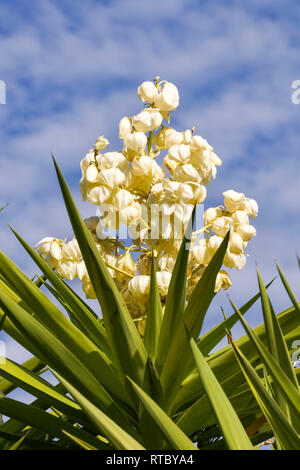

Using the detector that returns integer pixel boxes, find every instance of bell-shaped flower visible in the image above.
[223,190,245,213]
[154,82,179,111]
[137,81,158,103]
[124,132,147,153]
[119,117,132,138]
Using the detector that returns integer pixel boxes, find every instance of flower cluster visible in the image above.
[36,78,258,335]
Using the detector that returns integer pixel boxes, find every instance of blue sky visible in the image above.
[0,0,300,369]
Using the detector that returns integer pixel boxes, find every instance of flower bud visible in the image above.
[56,260,78,280]
[128,275,151,296]
[239,198,258,218]
[236,224,256,242]
[61,239,81,260]
[137,81,158,103]
[94,136,109,151]
[173,164,201,183]
[98,152,128,171]
[223,190,245,213]
[119,117,132,138]
[116,251,136,281]
[85,164,99,183]
[229,231,244,254]
[208,235,223,255]
[231,210,249,227]
[156,271,172,296]
[124,132,147,153]
[132,108,163,133]
[204,207,222,225]
[192,239,212,266]
[224,251,246,270]
[154,82,179,111]
[98,168,126,189]
[211,216,232,237]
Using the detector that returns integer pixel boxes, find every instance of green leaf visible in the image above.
[198,278,275,356]
[276,264,300,317]
[144,253,163,361]
[126,377,197,450]
[155,212,192,372]
[52,156,147,387]
[139,357,164,449]
[11,228,111,357]
[160,232,230,412]
[0,356,85,421]
[230,340,300,450]
[0,395,108,450]
[0,356,44,395]
[0,249,126,405]
[257,268,298,420]
[230,298,300,430]
[0,287,136,434]
[55,373,145,450]
[188,332,253,450]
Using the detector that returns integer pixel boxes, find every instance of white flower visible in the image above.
[124,132,147,153]
[192,239,212,266]
[77,260,89,282]
[214,270,232,293]
[190,135,207,153]
[223,190,245,213]
[98,168,126,189]
[239,198,259,219]
[154,82,179,111]
[116,251,136,280]
[236,224,256,242]
[183,129,192,144]
[80,151,95,173]
[94,136,109,151]
[132,108,163,133]
[35,237,55,256]
[85,164,99,183]
[35,237,62,262]
[137,81,158,103]
[86,185,112,205]
[208,235,223,255]
[128,275,151,296]
[119,117,132,138]
[61,239,81,261]
[56,260,78,280]
[211,216,232,237]
[164,144,191,172]
[157,253,176,272]
[224,251,247,270]
[156,271,172,296]
[231,210,249,227]
[153,127,184,148]
[98,152,128,171]
[204,207,222,225]
[229,231,245,254]
[173,164,201,183]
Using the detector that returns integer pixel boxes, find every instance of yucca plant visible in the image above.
[0,78,300,450]
[0,159,299,450]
